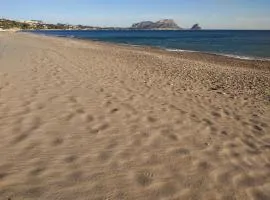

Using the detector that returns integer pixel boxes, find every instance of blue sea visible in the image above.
[30,30,270,60]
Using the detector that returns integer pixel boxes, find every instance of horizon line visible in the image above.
[1,17,270,31]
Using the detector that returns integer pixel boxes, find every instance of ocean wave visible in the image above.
[213,53,270,61]
[165,48,270,61]
[165,48,197,53]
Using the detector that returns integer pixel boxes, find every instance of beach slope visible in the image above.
[0,32,270,200]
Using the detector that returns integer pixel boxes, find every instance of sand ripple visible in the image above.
[0,32,269,200]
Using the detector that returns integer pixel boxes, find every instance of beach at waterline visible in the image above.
[0,32,270,200]
[31,30,270,61]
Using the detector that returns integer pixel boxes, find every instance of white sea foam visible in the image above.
[165,48,270,61]
[213,53,270,61]
[166,48,197,53]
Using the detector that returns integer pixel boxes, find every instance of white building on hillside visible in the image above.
[24,20,44,25]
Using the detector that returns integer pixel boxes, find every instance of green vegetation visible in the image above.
[0,19,31,29]
[0,18,125,30]
[0,19,75,30]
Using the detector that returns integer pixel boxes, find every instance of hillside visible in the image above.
[0,19,31,30]
[131,19,181,30]
[191,23,202,30]
[0,19,95,30]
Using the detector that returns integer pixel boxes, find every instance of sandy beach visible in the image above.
[0,32,270,200]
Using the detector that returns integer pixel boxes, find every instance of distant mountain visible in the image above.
[131,21,155,29]
[131,19,181,30]
[191,24,202,30]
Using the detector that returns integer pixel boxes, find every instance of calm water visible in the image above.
[31,30,270,60]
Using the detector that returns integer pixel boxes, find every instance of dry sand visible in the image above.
[0,32,270,200]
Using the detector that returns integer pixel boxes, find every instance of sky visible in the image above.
[1,0,270,29]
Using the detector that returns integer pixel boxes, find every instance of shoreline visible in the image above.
[0,31,270,200]
[25,30,270,63]
[165,48,270,62]
[23,31,270,71]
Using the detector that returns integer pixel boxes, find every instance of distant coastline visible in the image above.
[0,18,201,31]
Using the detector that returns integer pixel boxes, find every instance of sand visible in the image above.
[0,32,270,200]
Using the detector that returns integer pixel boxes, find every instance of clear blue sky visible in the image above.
[1,0,270,29]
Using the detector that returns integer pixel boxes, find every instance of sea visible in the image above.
[30,30,270,60]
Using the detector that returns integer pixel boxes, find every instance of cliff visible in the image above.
[191,24,202,30]
[131,19,181,30]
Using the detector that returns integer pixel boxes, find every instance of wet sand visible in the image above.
[0,32,270,200]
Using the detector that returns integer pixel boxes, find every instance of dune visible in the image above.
[0,32,269,200]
